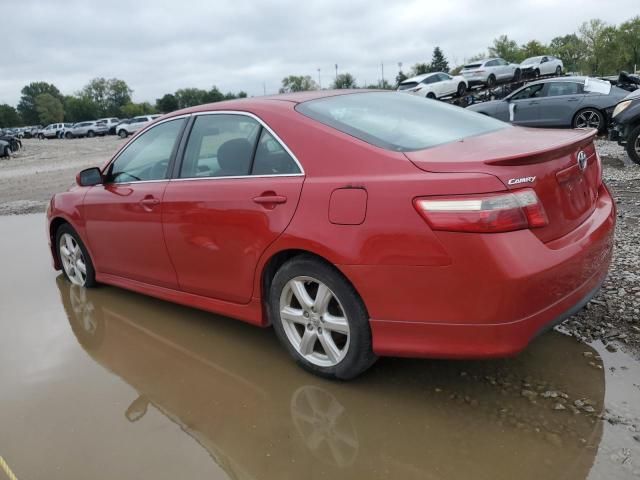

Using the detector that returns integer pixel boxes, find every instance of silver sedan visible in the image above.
[466,76,628,132]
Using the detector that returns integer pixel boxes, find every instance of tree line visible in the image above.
[0,78,248,128]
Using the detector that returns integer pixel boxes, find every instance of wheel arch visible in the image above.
[49,216,71,269]
[259,248,368,326]
[572,106,605,130]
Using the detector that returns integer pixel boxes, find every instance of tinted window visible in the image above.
[252,130,300,175]
[511,84,544,100]
[486,60,497,67]
[421,76,436,84]
[545,82,582,97]
[180,114,260,178]
[109,118,185,183]
[398,82,418,91]
[296,92,509,152]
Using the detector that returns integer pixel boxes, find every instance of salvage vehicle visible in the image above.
[609,88,640,164]
[0,139,10,157]
[0,132,22,153]
[116,115,161,138]
[467,76,628,132]
[461,57,521,87]
[398,72,468,99]
[96,117,121,134]
[520,56,563,78]
[47,91,615,379]
[67,121,109,138]
[39,123,73,139]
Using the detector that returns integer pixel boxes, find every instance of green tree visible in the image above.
[63,95,98,123]
[0,104,21,127]
[618,16,640,72]
[155,93,179,113]
[549,34,586,73]
[332,73,357,89]
[204,86,225,103]
[488,35,521,62]
[81,77,133,117]
[18,82,63,125]
[35,94,64,124]
[396,70,408,85]
[279,75,318,93]
[430,47,449,72]
[410,63,430,76]
[520,40,548,59]
[120,102,155,118]
[174,88,208,108]
[579,19,608,74]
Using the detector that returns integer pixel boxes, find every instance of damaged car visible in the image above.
[609,88,640,164]
[466,76,628,132]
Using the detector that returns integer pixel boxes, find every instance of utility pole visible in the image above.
[317,68,321,89]
[381,62,385,88]
[263,82,266,96]
[335,64,338,81]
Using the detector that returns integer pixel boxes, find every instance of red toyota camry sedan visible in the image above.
[47,91,615,379]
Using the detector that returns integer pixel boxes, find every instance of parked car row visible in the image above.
[22,115,163,140]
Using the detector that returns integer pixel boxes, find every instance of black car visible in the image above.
[610,88,640,164]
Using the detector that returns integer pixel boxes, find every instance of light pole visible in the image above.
[335,64,338,81]
[317,68,321,89]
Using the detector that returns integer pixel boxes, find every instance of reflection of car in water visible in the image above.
[58,277,604,480]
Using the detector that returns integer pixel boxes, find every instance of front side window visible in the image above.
[180,114,260,178]
[296,92,508,152]
[108,118,185,183]
[511,84,544,100]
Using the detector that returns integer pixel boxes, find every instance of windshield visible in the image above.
[522,56,542,65]
[296,92,509,152]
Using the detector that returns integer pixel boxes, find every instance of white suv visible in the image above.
[520,56,564,78]
[116,115,161,138]
[96,117,120,134]
[461,58,521,87]
[38,123,72,139]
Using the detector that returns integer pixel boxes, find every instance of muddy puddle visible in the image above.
[0,214,638,479]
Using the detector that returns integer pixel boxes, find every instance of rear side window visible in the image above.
[252,130,300,175]
[180,114,260,178]
[296,92,508,152]
[545,82,582,97]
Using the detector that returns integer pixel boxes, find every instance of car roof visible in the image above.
[526,76,587,87]
[401,73,441,84]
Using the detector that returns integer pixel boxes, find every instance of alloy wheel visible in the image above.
[279,276,350,367]
[635,135,640,157]
[59,233,88,286]
[575,110,601,129]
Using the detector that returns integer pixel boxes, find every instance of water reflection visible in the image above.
[57,277,605,480]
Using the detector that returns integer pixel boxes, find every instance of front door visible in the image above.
[509,83,545,126]
[162,113,304,304]
[83,117,187,288]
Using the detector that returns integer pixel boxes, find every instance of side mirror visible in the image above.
[76,167,103,187]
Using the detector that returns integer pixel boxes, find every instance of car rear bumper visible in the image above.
[340,183,615,359]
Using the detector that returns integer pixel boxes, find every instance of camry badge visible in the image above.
[577,151,588,171]
[507,176,536,186]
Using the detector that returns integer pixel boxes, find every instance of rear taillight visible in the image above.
[414,189,548,233]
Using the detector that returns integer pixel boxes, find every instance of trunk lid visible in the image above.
[405,127,601,242]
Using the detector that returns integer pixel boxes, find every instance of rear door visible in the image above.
[536,81,585,126]
[162,113,304,303]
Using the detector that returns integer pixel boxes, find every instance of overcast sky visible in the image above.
[2,0,638,106]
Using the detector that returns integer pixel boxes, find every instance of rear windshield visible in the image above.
[463,63,482,69]
[296,92,509,152]
[398,82,418,91]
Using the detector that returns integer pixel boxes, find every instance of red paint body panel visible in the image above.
[47,91,616,360]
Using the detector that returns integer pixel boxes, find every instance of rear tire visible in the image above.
[487,74,496,88]
[426,92,436,99]
[572,108,604,132]
[56,224,97,288]
[457,82,466,96]
[534,68,540,78]
[65,132,73,139]
[38,133,44,140]
[625,124,640,165]
[87,130,95,138]
[3,146,10,157]
[513,69,521,82]
[269,256,376,380]
[555,65,562,76]
[118,129,127,138]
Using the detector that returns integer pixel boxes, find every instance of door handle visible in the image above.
[528,101,539,105]
[567,98,580,102]
[140,196,160,211]
[253,194,287,205]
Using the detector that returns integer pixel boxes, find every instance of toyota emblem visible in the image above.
[577,151,588,171]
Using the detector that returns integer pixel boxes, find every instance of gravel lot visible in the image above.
[1,136,639,359]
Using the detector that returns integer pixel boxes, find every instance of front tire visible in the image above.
[118,129,127,138]
[513,69,521,82]
[555,65,562,76]
[56,224,97,288]
[626,124,640,165]
[2,146,10,157]
[65,132,73,139]
[426,92,436,99]
[269,256,376,379]
[457,82,466,96]
[486,74,496,88]
[87,130,95,138]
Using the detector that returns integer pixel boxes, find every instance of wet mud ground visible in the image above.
[0,214,639,480]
